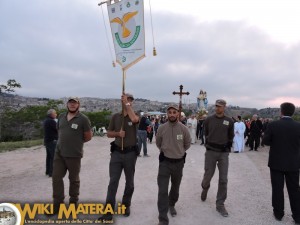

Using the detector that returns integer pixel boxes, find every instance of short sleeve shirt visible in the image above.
[108,112,138,148]
[56,112,91,157]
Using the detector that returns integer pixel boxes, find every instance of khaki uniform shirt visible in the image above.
[56,112,91,157]
[156,121,191,159]
[108,112,138,148]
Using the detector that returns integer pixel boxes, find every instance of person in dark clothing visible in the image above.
[261,118,269,147]
[137,113,151,156]
[249,114,263,151]
[196,117,205,145]
[154,118,160,136]
[263,102,300,224]
[244,119,251,146]
[196,119,201,140]
[43,109,58,177]
[201,99,234,217]
[147,118,154,144]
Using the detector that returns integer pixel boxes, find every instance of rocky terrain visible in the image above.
[0,136,297,225]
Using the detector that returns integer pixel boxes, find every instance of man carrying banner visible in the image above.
[100,93,139,221]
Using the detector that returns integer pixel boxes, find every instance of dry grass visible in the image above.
[0,139,43,152]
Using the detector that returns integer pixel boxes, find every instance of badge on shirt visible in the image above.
[223,120,229,126]
[177,134,183,140]
[128,122,133,126]
[71,123,78,129]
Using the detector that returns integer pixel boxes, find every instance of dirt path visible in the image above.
[0,137,296,225]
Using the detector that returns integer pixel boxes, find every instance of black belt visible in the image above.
[114,145,136,154]
[206,142,226,149]
[164,156,184,163]
[206,142,230,152]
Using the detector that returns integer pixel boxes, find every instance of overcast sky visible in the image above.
[1,0,300,109]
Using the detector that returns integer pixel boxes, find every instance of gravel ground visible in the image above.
[0,136,297,225]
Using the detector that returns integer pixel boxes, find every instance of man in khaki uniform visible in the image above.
[99,93,139,221]
[52,97,92,213]
[156,104,191,225]
[201,99,234,217]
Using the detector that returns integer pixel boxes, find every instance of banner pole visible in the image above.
[121,68,126,150]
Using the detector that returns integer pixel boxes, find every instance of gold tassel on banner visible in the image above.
[153,47,157,56]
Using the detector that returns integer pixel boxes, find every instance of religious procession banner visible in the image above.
[107,0,145,70]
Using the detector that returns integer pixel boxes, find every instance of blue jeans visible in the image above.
[137,130,148,155]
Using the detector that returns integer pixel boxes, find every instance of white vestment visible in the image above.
[187,118,197,144]
[233,121,246,152]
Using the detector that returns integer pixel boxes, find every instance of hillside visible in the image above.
[0,94,287,119]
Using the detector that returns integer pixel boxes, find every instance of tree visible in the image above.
[83,111,111,129]
[0,79,22,141]
[1,100,65,141]
[0,79,21,94]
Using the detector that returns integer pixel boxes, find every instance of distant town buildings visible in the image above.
[0,94,287,119]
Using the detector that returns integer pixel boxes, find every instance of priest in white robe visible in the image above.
[233,116,246,153]
[187,115,197,144]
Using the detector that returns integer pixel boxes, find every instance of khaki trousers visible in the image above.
[52,152,81,205]
[201,150,229,206]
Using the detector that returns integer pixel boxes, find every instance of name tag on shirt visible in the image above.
[71,123,78,129]
[223,120,229,126]
[177,134,183,140]
[128,122,133,126]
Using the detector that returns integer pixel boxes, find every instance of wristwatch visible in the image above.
[125,103,131,106]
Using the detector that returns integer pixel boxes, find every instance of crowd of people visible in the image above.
[141,110,271,156]
[42,95,300,225]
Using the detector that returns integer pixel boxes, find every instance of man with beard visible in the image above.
[52,97,92,213]
[155,104,191,225]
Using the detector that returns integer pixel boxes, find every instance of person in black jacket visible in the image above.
[196,117,205,145]
[43,109,58,177]
[263,102,300,224]
[249,114,263,151]
[137,113,151,156]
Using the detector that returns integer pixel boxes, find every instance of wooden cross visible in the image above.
[172,85,190,121]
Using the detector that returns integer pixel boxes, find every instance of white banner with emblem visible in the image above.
[107,0,145,70]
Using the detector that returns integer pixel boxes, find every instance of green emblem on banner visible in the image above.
[114,26,140,48]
